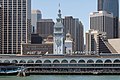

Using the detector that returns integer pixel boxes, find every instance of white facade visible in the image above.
[53,10,64,54]
[86,29,107,53]
[53,23,64,54]
[65,33,73,54]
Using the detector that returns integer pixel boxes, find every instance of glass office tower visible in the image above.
[104,0,119,38]
[98,0,104,11]
[98,0,119,38]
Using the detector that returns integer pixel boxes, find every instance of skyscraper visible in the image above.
[31,10,42,33]
[0,0,31,54]
[37,19,54,39]
[90,11,114,39]
[98,0,104,11]
[0,5,2,53]
[98,0,119,38]
[62,16,84,51]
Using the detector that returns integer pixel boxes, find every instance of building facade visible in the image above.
[0,0,31,54]
[98,0,119,38]
[31,34,42,44]
[22,43,53,55]
[62,16,84,51]
[86,29,114,54]
[108,39,120,54]
[98,0,104,11]
[37,19,54,39]
[22,34,54,55]
[90,11,113,39]
[65,33,73,54]
[53,9,65,54]
[0,5,2,54]
[119,19,120,37]
[31,10,42,33]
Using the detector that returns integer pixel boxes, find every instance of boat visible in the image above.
[0,63,24,75]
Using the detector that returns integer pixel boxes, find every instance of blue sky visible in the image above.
[31,0,98,33]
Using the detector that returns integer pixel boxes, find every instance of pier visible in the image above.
[1,54,120,75]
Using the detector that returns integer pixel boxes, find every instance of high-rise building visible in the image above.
[90,11,114,39]
[98,0,119,38]
[98,0,104,11]
[37,19,54,39]
[0,5,2,53]
[62,16,84,51]
[86,29,116,54]
[31,10,42,33]
[0,0,31,54]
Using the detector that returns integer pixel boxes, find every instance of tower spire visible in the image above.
[57,3,62,22]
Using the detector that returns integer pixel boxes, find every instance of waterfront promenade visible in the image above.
[0,54,120,74]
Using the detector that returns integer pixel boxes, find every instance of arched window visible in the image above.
[27,60,34,63]
[78,60,85,63]
[12,60,18,63]
[61,60,68,63]
[70,60,77,63]
[44,60,51,63]
[4,60,10,63]
[36,60,42,63]
[96,59,103,63]
[114,59,120,63]
[105,59,112,63]
[53,60,60,63]
[87,59,94,63]
[19,60,26,63]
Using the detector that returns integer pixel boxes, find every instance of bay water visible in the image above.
[0,75,120,80]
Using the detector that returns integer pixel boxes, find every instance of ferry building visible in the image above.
[0,9,120,75]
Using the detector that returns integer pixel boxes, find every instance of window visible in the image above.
[55,28,61,32]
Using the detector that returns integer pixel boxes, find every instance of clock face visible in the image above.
[55,39,61,47]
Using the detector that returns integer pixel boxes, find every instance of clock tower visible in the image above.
[53,8,64,54]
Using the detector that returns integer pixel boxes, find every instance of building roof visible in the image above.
[38,19,54,22]
[32,10,41,14]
